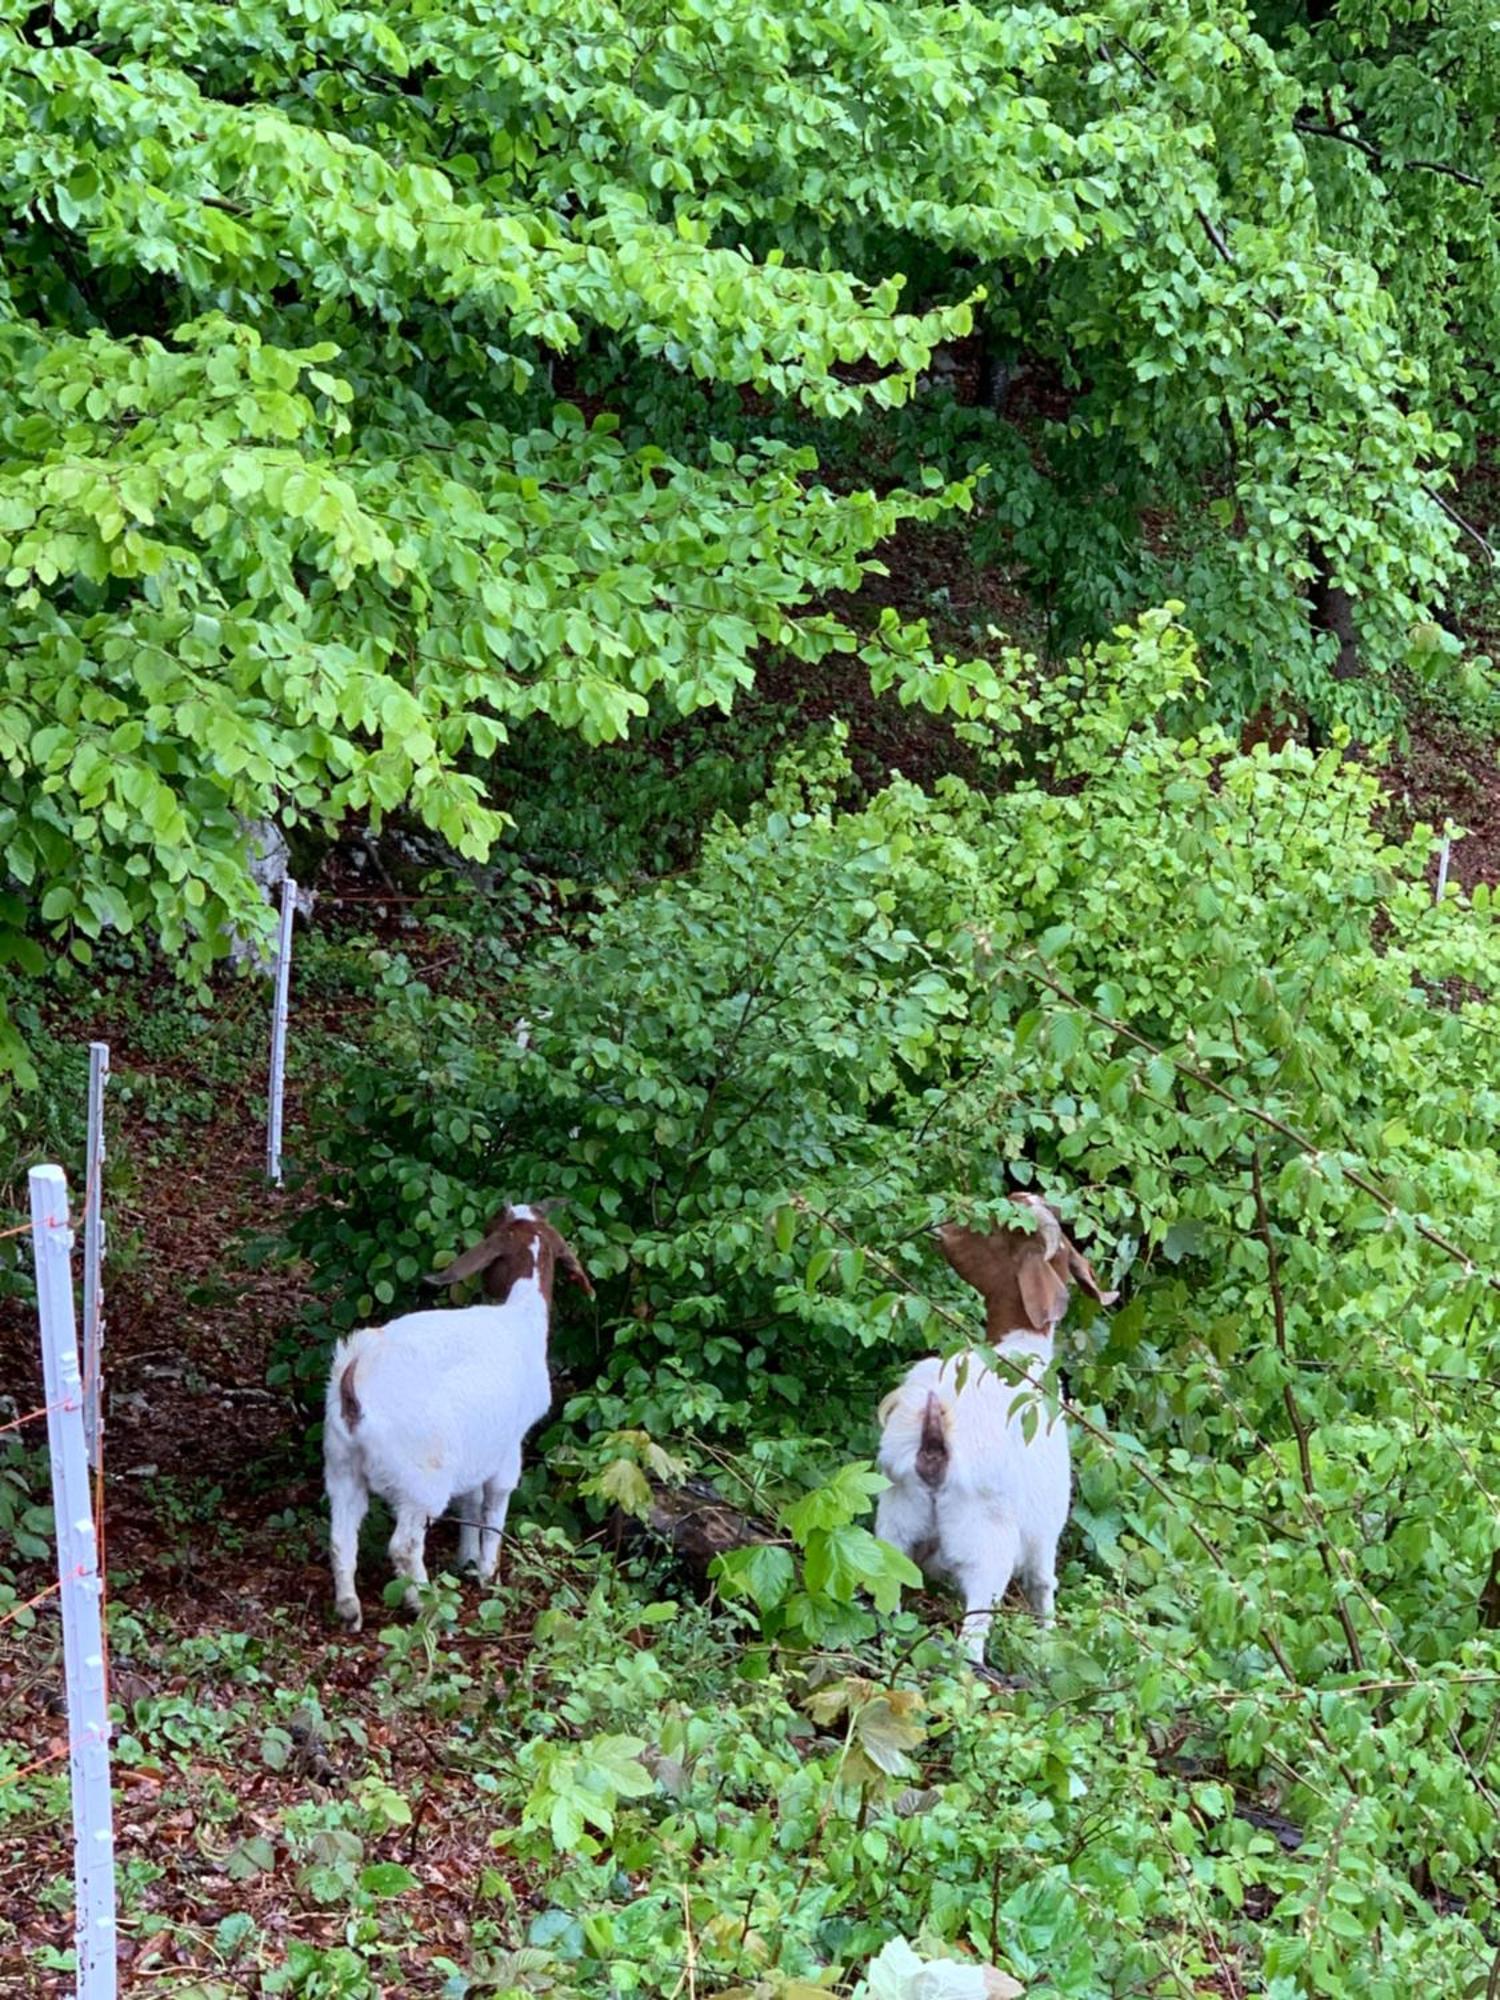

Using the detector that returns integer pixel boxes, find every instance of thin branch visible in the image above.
[1252,1149,1366,1674]
[1293,118,1381,165]
[1296,116,1485,190]
[1106,37,1238,270]
[1196,209,1235,267]
[1424,482,1497,565]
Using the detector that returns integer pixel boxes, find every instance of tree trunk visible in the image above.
[607,1475,776,1590]
[1310,544,1361,682]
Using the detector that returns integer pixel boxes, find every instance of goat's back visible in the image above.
[326,1300,552,1515]
[877,1346,1068,1513]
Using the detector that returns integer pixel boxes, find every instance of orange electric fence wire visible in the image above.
[0,1398,74,1439]
[0,1743,68,1792]
[0,1578,62,1633]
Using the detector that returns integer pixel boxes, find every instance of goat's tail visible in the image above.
[878,1382,953,1491]
[915,1392,950,1489]
[325,1335,365,1440]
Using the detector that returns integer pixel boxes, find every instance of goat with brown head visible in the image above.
[873,1190,1117,1666]
[323,1199,593,1633]
[933,1192,1116,1341]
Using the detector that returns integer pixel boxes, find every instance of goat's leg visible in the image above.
[326,1454,369,1633]
[389,1501,431,1615]
[1020,1541,1059,1628]
[477,1447,522,1583]
[476,1479,514,1583]
[454,1488,483,1573]
[946,1515,1020,1667]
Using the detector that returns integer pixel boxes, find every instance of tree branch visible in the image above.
[1424,483,1497,566]
[1295,117,1484,191]
[1252,1149,1366,1674]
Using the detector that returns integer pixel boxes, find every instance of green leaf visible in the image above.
[594,1458,653,1518]
[358,1863,417,1900]
[714,1543,795,1611]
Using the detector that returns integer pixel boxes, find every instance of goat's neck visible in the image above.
[501,1270,553,1347]
[988,1327,1055,1366]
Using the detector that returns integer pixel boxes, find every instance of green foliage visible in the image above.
[8,0,1500,1986]
[0,1435,52,1595]
[1252,0,1500,446]
[717,1461,922,1650]
[2,0,1488,1073]
[518,1731,657,1856]
[0,305,969,1047]
[0,0,988,1069]
[284,610,1500,1989]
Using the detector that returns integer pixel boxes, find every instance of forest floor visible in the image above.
[0,926,570,1990]
[2,477,1499,1989]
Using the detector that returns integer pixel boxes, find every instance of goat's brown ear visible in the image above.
[1018,1250,1070,1331]
[424,1232,509,1288]
[553,1234,594,1298]
[1063,1238,1119,1307]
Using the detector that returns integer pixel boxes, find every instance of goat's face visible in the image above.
[935,1194,1116,1335]
[424,1201,594,1303]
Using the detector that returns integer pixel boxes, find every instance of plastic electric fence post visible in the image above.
[82,1042,109,1471]
[30,1163,117,1998]
[267,877,297,1185]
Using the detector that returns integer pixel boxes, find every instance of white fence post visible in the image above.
[30,1163,117,2000]
[82,1042,109,1472]
[1435,835,1452,906]
[267,876,297,1186]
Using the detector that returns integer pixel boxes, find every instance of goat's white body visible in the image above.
[323,1279,552,1629]
[875,1335,1069,1663]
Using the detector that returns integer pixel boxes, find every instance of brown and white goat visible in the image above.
[874,1194,1116,1662]
[323,1203,592,1631]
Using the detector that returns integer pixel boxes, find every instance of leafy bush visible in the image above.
[284,608,1500,1989]
[292,608,1499,1435]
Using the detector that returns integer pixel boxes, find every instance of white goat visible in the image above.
[323,1202,593,1631]
[874,1193,1116,1663]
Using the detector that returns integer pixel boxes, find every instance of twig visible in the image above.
[1295,117,1484,190]
[1251,1150,1365,1673]
[1197,209,1235,267]
[1423,483,1497,564]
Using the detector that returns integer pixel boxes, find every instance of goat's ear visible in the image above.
[1018,1251,1070,1331]
[423,1232,508,1288]
[554,1235,594,1298]
[1063,1238,1119,1307]
[534,1195,569,1219]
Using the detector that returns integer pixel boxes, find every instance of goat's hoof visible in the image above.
[335,1600,363,1634]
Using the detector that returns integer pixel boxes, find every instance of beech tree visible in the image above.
[0,0,1481,1069]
